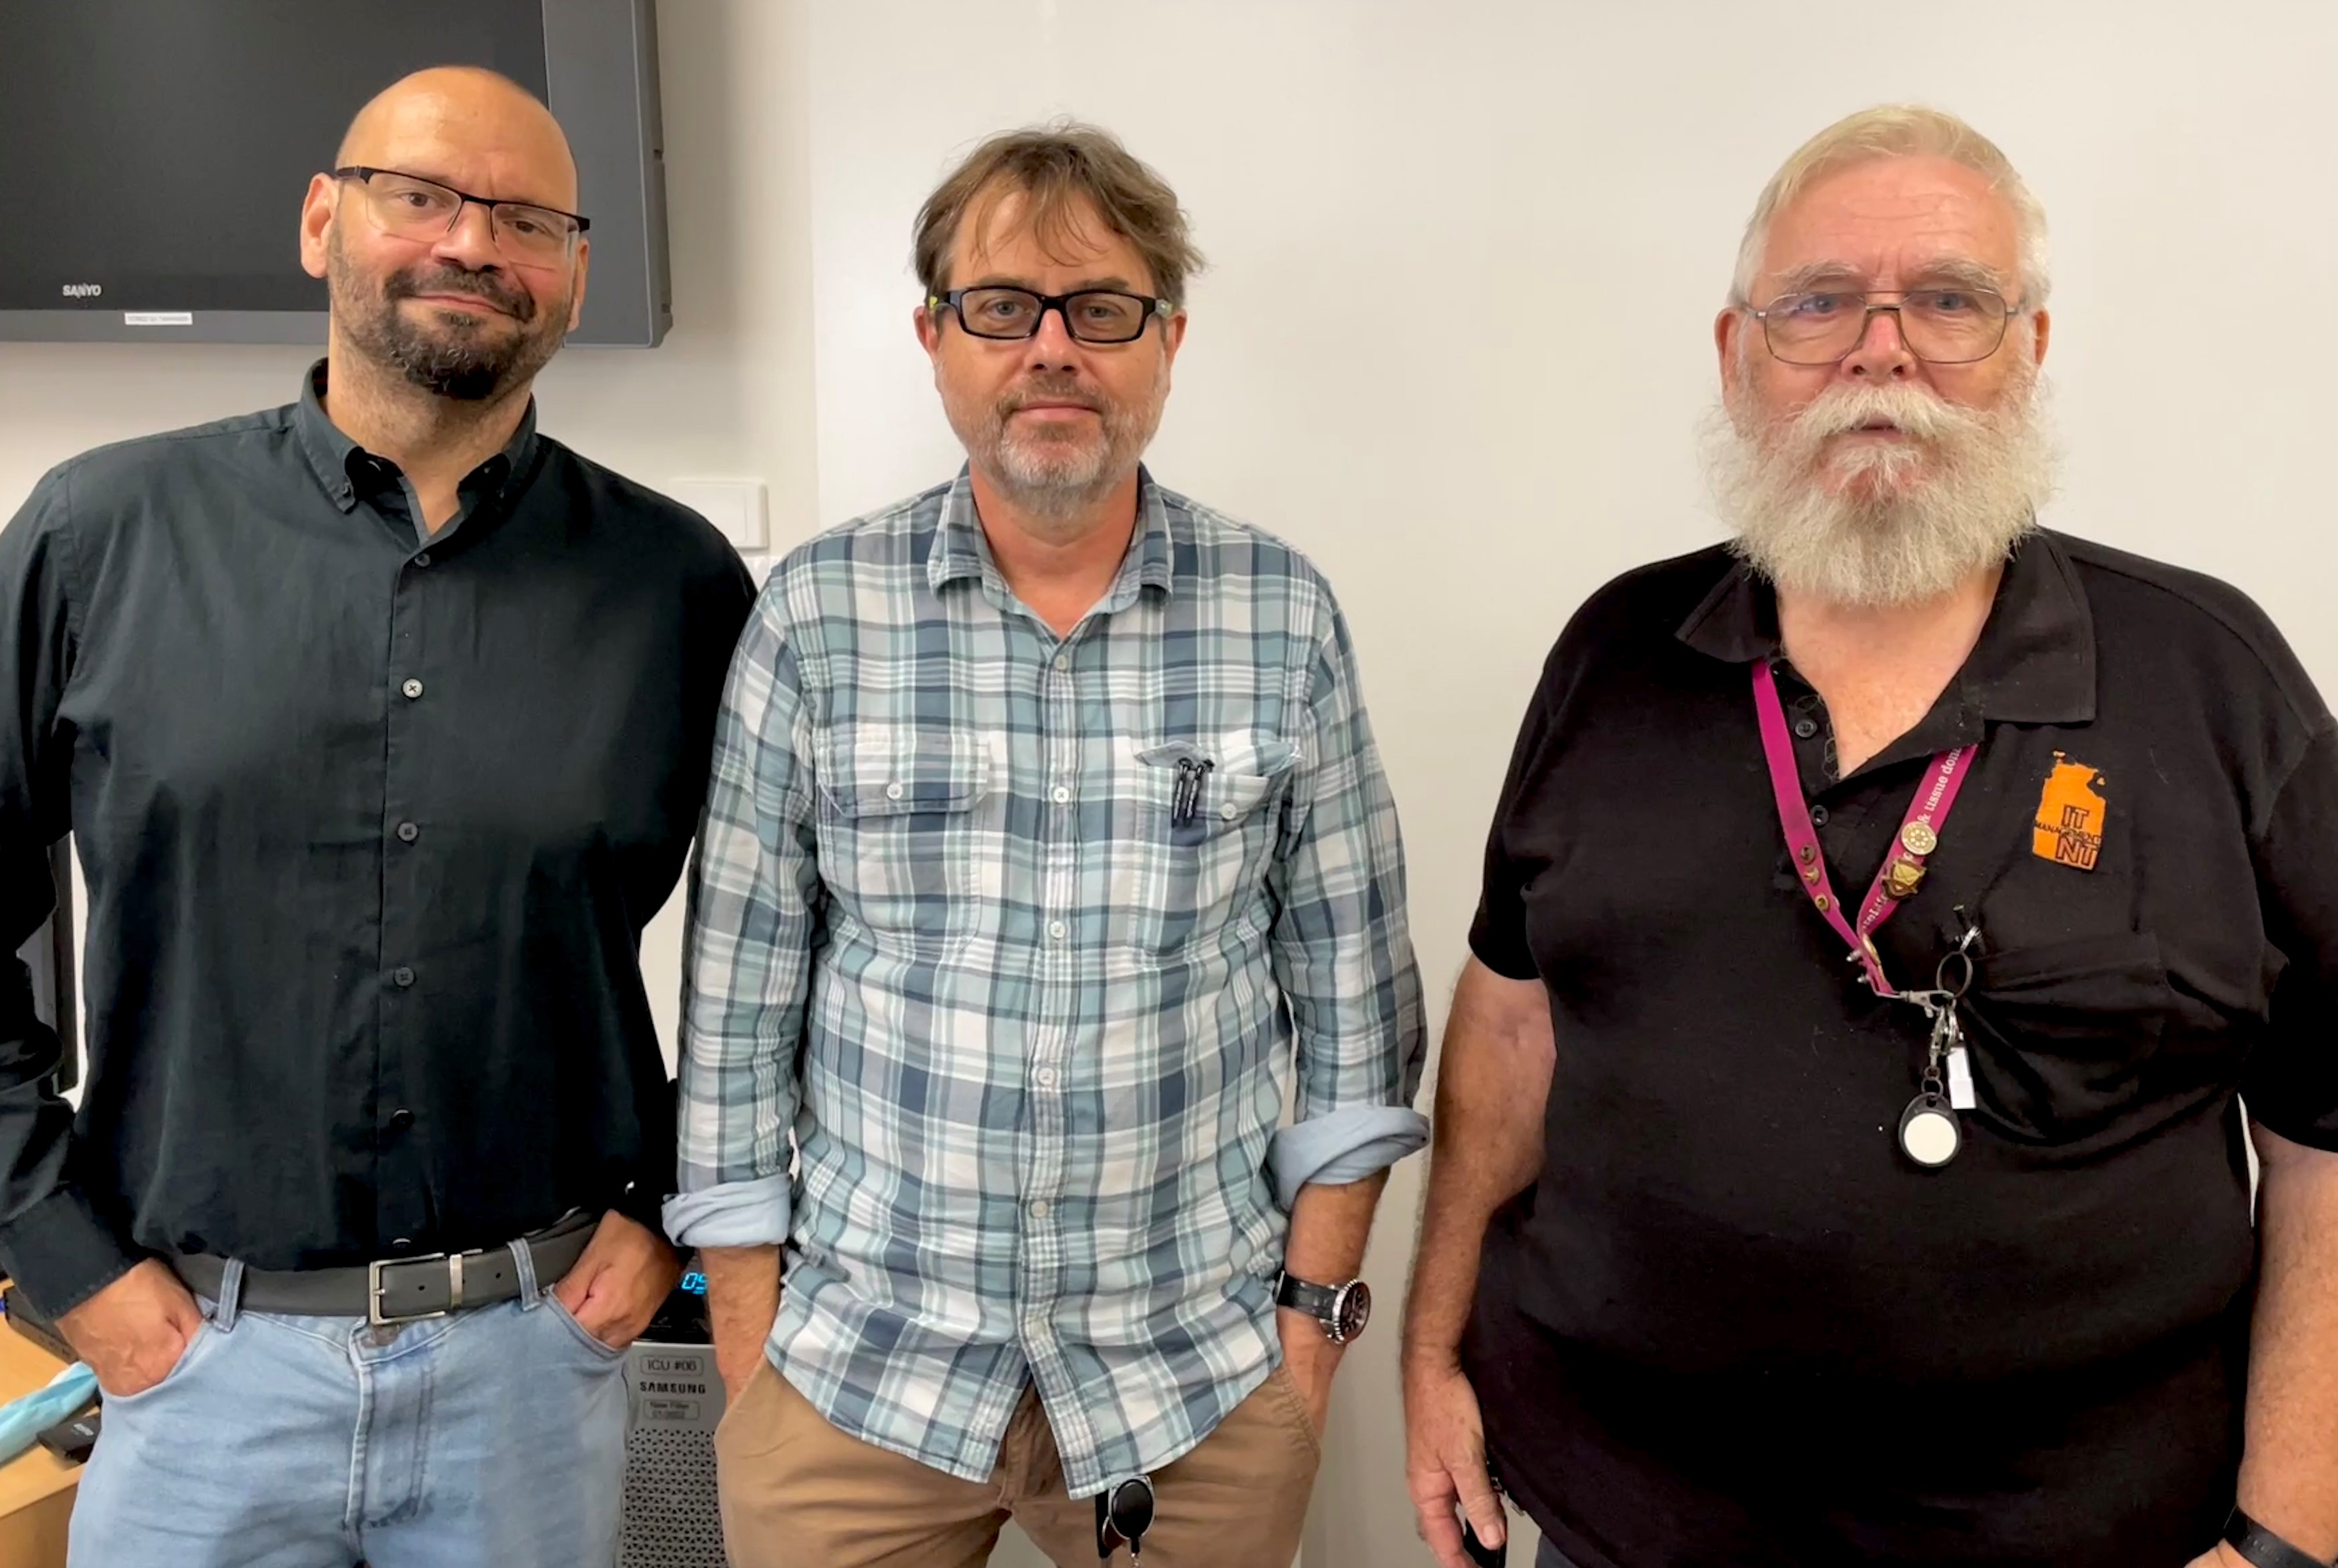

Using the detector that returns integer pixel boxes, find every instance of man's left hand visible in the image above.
[552,1211,682,1349]
[1277,1307,1345,1436]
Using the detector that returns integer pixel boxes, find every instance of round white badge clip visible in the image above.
[1899,1094,1962,1168]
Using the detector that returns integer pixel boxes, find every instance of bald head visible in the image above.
[302,66,589,407]
[336,66,577,212]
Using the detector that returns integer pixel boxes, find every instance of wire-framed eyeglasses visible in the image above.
[333,166,589,265]
[1746,286,2023,366]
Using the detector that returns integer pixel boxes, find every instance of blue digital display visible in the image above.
[679,1271,708,1295]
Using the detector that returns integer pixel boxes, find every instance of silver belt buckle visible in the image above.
[367,1252,451,1328]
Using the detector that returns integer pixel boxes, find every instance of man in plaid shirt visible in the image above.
[667,124,1427,1567]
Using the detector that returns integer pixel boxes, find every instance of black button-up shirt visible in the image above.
[1465,531,2338,1565]
[0,365,755,1315]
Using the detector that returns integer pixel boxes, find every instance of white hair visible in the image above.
[1731,105,2051,309]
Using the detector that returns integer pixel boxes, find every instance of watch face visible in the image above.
[1334,1280,1372,1342]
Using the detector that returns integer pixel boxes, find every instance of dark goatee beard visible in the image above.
[329,244,566,403]
[1706,373,2059,607]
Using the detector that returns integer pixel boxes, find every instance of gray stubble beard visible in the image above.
[953,363,1170,538]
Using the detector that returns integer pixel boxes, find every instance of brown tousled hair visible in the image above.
[913,120,1203,306]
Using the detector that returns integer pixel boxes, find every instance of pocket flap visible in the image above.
[1978,930,2169,1002]
[820,726,989,818]
[1136,737,1298,823]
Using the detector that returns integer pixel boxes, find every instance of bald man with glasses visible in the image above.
[0,67,752,1567]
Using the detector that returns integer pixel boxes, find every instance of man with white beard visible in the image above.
[671,124,1425,1567]
[1402,106,2338,1568]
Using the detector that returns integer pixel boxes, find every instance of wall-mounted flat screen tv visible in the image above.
[0,0,671,347]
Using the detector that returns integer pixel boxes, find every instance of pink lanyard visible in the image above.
[1751,660,1973,997]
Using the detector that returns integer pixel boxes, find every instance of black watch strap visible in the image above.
[1276,1274,1340,1317]
[2226,1508,2333,1568]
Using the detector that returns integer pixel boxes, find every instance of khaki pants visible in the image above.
[715,1360,1323,1568]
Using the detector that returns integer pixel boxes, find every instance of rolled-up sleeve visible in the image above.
[667,593,823,1250]
[1264,593,1428,1206]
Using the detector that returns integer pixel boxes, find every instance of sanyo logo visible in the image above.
[61,283,103,299]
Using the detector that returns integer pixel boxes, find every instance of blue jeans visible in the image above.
[69,1251,629,1568]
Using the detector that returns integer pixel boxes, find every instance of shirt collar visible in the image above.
[926,463,1178,607]
[294,358,540,515]
[1675,529,2098,762]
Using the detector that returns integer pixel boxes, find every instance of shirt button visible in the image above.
[1809,805,1829,827]
[1047,919,1068,941]
[392,1237,412,1250]
[388,1108,415,1130]
[392,966,416,988]
[1029,1200,1051,1220]
[412,552,432,568]
[1792,718,1818,739]
[396,821,419,843]
[402,678,424,700]
[1035,1067,1058,1089]
[1221,802,1240,820]
[1051,785,1072,805]
[1052,655,1068,673]
[884,781,904,801]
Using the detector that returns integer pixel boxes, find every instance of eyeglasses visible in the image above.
[930,287,1172,345]
[332,166,589,266]
[1747,286,2021,367]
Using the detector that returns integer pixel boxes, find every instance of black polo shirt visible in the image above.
[0,365,756,1316]
[1464,530,2338,1567]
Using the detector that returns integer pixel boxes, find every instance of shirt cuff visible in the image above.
[1269,1106,1431,1210]
[663,1175,791,1251]
[0,1186,143,1318]
[611,1178,674,1240]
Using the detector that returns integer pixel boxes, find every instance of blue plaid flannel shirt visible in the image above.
[667,468,1427,1493]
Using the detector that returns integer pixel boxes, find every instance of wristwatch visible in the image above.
[1275,1272,1371,1345]
[2224,1508,2333,1568]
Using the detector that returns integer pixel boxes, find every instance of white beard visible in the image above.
[1706,372,2060,607]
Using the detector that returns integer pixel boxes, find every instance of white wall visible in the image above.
[8,4,2337,1565]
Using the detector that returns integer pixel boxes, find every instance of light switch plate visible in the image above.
[669,479,768,552]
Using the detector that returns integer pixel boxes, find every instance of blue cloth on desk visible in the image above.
[0,1360,96,1465]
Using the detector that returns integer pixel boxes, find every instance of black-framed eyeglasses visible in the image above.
[1746,286,2022,367]
[929,286,1172,345]
[332,166,589,265]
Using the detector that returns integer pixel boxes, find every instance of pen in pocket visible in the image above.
[1170,756,1215,827]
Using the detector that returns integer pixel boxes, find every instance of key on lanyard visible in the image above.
[1930,925,1979,1112]
[1899,924,1982,1167]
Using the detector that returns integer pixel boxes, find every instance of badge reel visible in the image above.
[1096,1474,1154,1563]
[1899,927,1980,1169]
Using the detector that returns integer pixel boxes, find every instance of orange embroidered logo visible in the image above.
[2032,753,2107,870]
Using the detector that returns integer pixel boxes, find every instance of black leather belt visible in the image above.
[171,1211,598,1327]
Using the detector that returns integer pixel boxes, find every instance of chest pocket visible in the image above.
[816,725,999,948]
[1124,737,1298,954]
[1962,930,2181,1143]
